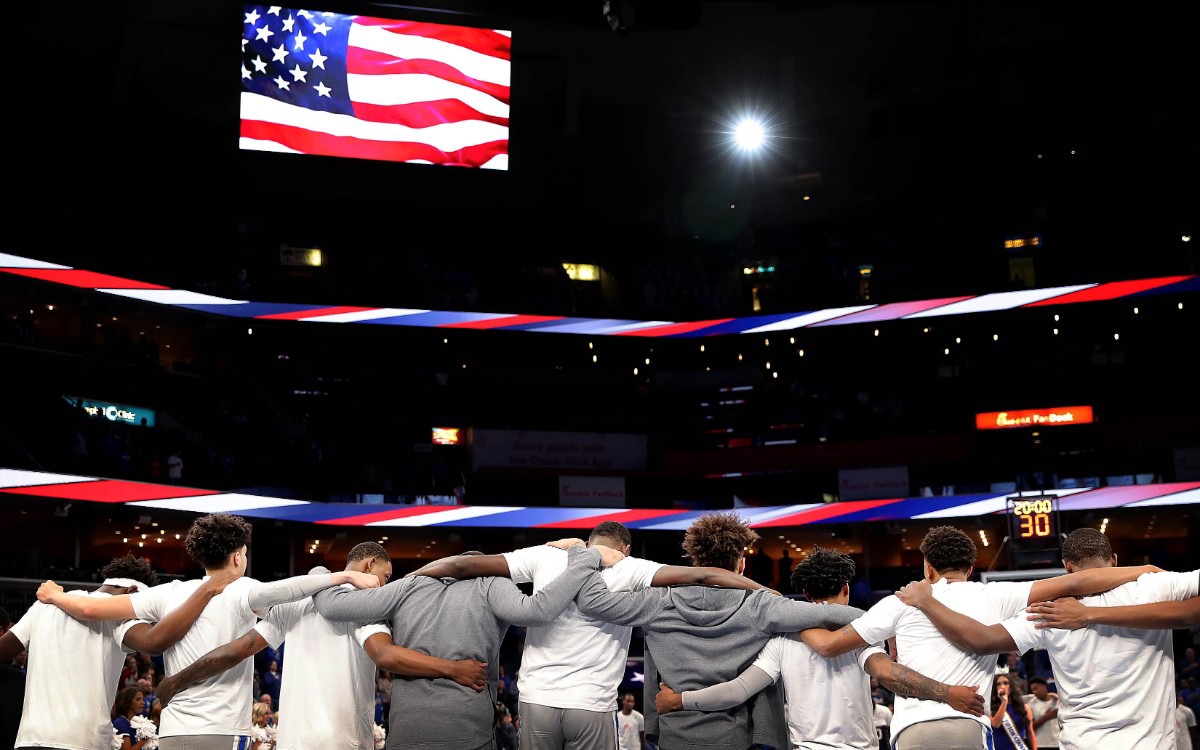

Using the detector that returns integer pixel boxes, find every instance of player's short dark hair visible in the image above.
[1029,676,1048,687]
[681,511,759,570]
[184,513,252,569]
[101,553,159,589]
[347,542,390,564]
[919,526,977,574]
[0,607,12,628]
[1061,528,1113,565]
[589,521,632,548]
[791,546,856,600]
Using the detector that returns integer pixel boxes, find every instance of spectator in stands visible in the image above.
[1024,676,1059,750]
[616,692,645,750]
[989,673,1034,750]
[873,701,893,750]
[1180,647,1200,681]
[3,554,235,750]
[1178,693,1198,750]
[121,654,139,688]
[166,449,184,483]
[494,702,518,750]
[255,641,283,684]
[377,669,393,724]
[261,659,282,708]
[250,702,272,749]
[1005,650,1029,695]
[137,676,156,717]
[112,685,149,750]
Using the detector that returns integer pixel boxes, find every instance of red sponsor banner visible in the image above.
[975,406,1094,431]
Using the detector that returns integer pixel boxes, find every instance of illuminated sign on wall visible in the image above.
[1004,235,1042,250]
[432,427,462,446]
[975,406,1093,431]
[64,395,156,428]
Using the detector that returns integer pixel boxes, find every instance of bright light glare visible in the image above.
[733,119,766,151]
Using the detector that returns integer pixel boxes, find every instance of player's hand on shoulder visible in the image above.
[1025,596,1088,630]
[895,580,932,609]
[590,543,626,568]
[203,569,240,595]
[36,580,63,602]
[544,537,586,550]
[341,570,382,589]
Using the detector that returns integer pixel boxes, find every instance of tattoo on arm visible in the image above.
[174,632,261,690]
[839,624,856,636]
[883,662,949,701]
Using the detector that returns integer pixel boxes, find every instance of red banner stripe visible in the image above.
[255,306,377,321]
[315,505,458,525]
[1,480,220,504]
[752,499,903,527]
[441,315,566,330]
[2,268,168,290]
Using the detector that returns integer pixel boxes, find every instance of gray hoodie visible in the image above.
[575,573,864,750]
[313,544,602,750]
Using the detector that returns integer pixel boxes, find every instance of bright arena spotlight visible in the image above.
[732,117,767,151]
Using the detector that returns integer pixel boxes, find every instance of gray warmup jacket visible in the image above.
[313,544,602,750]
[575,573,864,750]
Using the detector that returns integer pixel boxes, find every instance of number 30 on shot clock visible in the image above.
[1008,495,1059,546]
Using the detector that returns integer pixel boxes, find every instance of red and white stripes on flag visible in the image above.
[240,6,510,169]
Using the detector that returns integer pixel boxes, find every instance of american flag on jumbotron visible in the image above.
[240,5,510,169]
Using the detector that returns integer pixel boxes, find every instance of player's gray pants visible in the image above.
[518,700,617,750]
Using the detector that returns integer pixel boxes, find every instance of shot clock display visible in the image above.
[1007,494,1062,568]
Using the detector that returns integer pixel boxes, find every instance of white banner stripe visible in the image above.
[912,488,1092,519]
[350,72,509,118]
[0,253,72,269]
[584,321,676,335]
[740,504,826,525]
[912,495,1010,519]
[902,285,1096,319]
[128,494,309,512]
[367,506,521,526]
[351,23,511,87]
[97,289,250,305]
[1127,488,1200,507]
[302,308,430,323]
[0,468,98,488]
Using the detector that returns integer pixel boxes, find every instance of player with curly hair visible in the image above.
[3,553,235,750]
[797,525,1160,749]
[36,513,382,750]
[573,511,865,750]
[656,546,984,749]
